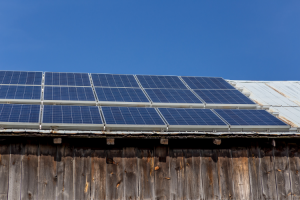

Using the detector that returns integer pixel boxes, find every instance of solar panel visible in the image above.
[194,89,255,104]
[95,87,149,103]
[91,74,139,87]
[44,72,91,86]
[44,86,95,102]
[145,89,202,104]
[0,71,42,85]
[0,104,40,123]
[181,77,235,89]
[102,107,166,130]
[136,75,187,89]
[0,85,41,100]
[214,109,288,126]
[43,105,102,125]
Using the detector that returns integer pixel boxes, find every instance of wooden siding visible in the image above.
[0,138,299,200]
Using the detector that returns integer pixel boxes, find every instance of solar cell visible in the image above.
[102,107,165,125]
[95,87,149,102]
[0,71,42,85]
[91,74,139,87]
[45,72,91,86]
[145,89,202,103]
[0,104,40,123]
[0,85,41,100]
[43,105,102,124]
[214,109,288,126]
[181,77,235,89]
[194,89,255,104]
[158,108,227,126]
[136,75,187,89]
[44,86,95,101]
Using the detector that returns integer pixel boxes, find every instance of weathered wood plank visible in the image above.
[201,149,219,200]
[217,149,234,200]
[91,149,106,200]
[106,148,124,200]
[248,143,263,200]
[123,147,138,200]
[288,143,300,199]
[56,144,74,200]
[8,143,24,200]
[21,141,39,200]
[260,145,277,200]
[38,142,57,200]
[74,147,91,200]
[138,147,154,200]
[154,146,170,200]
[274,142,292,200]
[190,149,202,200]
[231,147,251,200]
[0,141,9,200]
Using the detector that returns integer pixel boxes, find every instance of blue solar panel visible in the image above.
[44,86,95,101]
[158,108,227,125]
[0,85,41,100]
[102,107,165,125]
[194,90,255,104]
[43,105,102,124]
[0,104,40,123]
[181,77,235,89]
[136,75,187,89]
[0,71,42,85]
[91,74,139,87]
[145,89,202,103]
[95,87,149,102]
[214,109,287,126]
[45,72,91,86]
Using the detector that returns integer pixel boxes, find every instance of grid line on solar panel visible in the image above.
[136,75,187,89]
[91,74,139,88]
[44,86,95,101]
[193,89,255,104]
[0,104,40,123]
[158,108,227,126]
[43,105,102,124]
[0,85,41,100]
[145,89,203,103]
[102,107,165,125]
[44,72,91,86]
[95,87,150,102]
[214,109,287,126]
[0,71,42,85]
[181,76,235,89]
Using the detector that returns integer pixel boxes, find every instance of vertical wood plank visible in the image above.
[8,143,24,200]
[248,143,263,200]
[154,146,170,200]
[21,141,39,200]
[91,149,106,200]
[138,147,154,200]
[0,141,9,200]
[260,145,277,200]
[106,148,124,200]
[217,149,234,200]
[201,149,219,200]
[38,142,57,200]
[231,147,251,200]
[123,147,138,200]
[274,142,292,200]
[190,149,202,200]
[56,144,74,200]
[288,143,300,199]
[74,147,91,200]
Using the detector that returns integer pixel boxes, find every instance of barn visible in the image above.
[0,71,299,200]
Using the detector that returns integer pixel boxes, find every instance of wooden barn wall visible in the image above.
[0,137,299,200]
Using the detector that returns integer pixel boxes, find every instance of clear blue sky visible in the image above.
[1,1,299,80]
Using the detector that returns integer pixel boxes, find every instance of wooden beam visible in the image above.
[160,139,168,145]
[213,139,221,145]
[107,138,115,145]
[53,138,62,144]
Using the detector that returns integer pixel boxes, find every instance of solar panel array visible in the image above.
[0,71,289,131]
